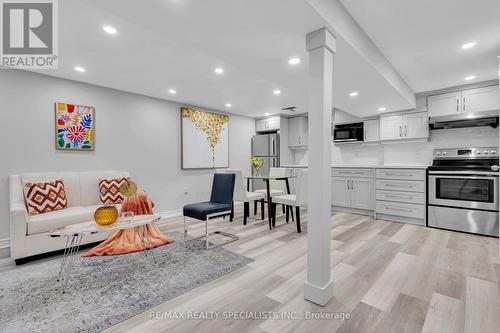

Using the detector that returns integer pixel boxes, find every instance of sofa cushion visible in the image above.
[27,204,122,235]
[99,177,130,204]
[23,178,68,215]
[80,171,130,206]
[21,172,81,207]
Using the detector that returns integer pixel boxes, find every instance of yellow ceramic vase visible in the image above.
[94,205,119,226]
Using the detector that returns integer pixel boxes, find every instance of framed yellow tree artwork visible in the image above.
[181,107,229,169]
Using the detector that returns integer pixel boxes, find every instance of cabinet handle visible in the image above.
[299,135,301,144]
[457,98,459,112]
[385,194,413,200]
[351,180,354,190]
[386,183,414,188]
[404,125,407,137]
[399,126,402,137]
[347,180,350,190]
[385,206,413,213]
[463,97,466,112]
[365,130,367,140]
[386,173,410,177]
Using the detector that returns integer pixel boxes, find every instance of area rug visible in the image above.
[0,232,253,333]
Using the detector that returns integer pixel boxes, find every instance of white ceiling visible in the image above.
[27,0,414,118]
[340,0,500,93]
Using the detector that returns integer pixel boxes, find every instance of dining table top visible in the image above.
[244,175,295,180]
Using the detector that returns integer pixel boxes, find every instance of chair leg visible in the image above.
[243,202,249,225]
[272,203,277,227]
[290,207,294,222]
[205,216,209,249]
[261,199,265,220]
[295,206,301,233]
[230,201,234,222]
[282,204,285,214]
[254,201,258,215]
[184,216,187,237]
[285,205,289,223]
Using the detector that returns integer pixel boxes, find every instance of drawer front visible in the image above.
[376,179,425,193]
[376,190,425,204]
[376,169,426,180]
[332,168,374,178]
[376,201,425,219]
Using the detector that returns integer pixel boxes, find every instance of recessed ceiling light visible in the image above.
[168,89,176,94]
[264,113,270,116]
[349,91,359,97]
[103,25,117,35]
[461,42,476,49]
[273,90,281,95]
[74,66,85,72]
[225,103,232,108]
[214,68,224,74]
[378,107,386,112]
[288,57,301,65]
[465,75,476,81]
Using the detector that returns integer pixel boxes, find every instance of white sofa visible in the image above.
[9,170,130,262]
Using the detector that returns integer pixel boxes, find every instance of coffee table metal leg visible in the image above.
[62,234,83,294]
[57,236,72,282]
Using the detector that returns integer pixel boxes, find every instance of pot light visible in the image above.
[264,113,270,116]
[461,42,476,49]
[288,57,301,65]
[168,89,176,94]
[225,103,232,108]
[214,68,224,74]
[377,107,386,112]
[465,75,476,81]
[103,25,117,35]
[273,90,281,95]
[349,91,359,97]
[74,66,86,72]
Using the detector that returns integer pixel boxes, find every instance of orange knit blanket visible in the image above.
[83,190,175,256]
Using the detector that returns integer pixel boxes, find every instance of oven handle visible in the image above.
[428,171,499,176]
[428,174,498,180]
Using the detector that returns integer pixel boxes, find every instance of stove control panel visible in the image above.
[434,147,500,159]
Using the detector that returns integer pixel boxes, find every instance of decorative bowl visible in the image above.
[94,205,119,226]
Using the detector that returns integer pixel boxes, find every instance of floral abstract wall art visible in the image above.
[181,107,229,169]
[55,102,95,151]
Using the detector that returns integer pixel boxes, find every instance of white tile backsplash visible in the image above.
[291,126,499,166]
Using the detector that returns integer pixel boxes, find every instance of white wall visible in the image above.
[0,70,255,242]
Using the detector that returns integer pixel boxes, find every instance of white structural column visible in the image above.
[304,27,336,306]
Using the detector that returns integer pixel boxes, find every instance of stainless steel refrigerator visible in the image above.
[251,133,280,190]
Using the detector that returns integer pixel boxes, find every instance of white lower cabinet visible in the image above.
[375,168,426,225]
[331,169,374,213]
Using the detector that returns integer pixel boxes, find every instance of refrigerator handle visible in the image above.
[272,137,276,155]
[273,158,276,167]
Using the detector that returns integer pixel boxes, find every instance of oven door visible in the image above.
[428,173,498,211]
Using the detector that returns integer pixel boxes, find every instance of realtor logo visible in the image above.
[1,0,58,69]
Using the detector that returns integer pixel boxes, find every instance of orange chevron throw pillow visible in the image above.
[99,177,131,205]
[23,178,68,215]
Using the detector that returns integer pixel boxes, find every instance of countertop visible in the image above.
[281,165,429,169]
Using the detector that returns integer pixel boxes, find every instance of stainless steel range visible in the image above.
[428,147,499,237]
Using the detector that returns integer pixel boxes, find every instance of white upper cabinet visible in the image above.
[428,85,499,117]
[379,115,404,141]
[363,119,380,142]
[404,112,429,139]
[427,91,461,117]
[256,117,281,132]
[461,86,499,113]
[288,117,308,148]
[380,112,428,141]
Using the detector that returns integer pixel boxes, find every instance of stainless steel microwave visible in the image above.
[333,123,364,143]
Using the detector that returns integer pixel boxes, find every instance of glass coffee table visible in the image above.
[48,215,162,293]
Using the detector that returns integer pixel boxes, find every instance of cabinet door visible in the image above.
[255,119,266,132]
[403,112,428,139]
[288,117,300,146]
[379,115,403,141]
[350,177,374,210]
[462,86,499,113]
[428,92,461,117]
[298,117,308,146]
[331,177,350,207]
[363,119,380,142]
[266,117,280,131]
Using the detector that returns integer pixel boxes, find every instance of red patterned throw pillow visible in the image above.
[23,178,68,215]
[99,177,131,204]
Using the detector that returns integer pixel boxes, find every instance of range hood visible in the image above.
[429,110,499,130]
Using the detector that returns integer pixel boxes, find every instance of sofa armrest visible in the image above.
[9,175,28,259]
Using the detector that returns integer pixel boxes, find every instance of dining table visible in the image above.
[245,175,295,230]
